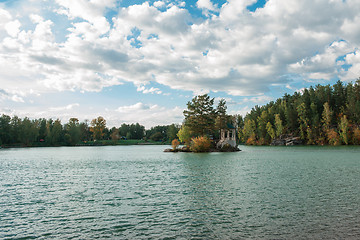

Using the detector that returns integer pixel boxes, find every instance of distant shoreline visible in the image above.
[0,140,167,149]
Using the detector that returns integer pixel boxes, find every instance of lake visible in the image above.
[0,145,359,239]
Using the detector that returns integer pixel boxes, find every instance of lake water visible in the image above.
[0,145,359,239]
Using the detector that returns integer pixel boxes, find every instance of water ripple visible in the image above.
[0,146,360,239]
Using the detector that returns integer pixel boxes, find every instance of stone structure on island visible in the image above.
[217,122,237,149]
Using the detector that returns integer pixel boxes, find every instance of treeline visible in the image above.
[239,80,360,145]
[0,115,180,147]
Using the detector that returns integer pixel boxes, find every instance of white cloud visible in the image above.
[243,95,273,104]
[153,1,166,8]
[197,0,214,10]
[49,103,80,111]
[1,0,360,103]
[0,89,25,103]
[114,102,183,128]
[137,85,162,94]
[5,20,21,37]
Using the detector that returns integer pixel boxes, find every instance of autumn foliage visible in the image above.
[171,139,180,150]
[190,136,211,152]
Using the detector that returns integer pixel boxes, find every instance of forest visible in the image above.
[1,79,360,148]
[239,79,360,145]
[0,115,180,147]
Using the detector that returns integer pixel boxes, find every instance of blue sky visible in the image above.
[0,0,359,128]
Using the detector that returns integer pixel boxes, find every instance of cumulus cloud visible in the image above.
[1,0,360,100]
[0,89,25,103]
[114,102,183,128]
[137,85,162,94]
[49,103,80,111]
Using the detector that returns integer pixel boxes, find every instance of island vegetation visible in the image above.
[171,94,241,152]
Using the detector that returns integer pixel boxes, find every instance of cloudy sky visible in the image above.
[0,0,359,128]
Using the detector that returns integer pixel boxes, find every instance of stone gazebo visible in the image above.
[217,123,237,148]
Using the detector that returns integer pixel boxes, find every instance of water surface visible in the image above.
[0,145,359,239]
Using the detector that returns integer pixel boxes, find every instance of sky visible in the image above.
[0,0,359,128]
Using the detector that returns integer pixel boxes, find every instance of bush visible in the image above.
[171,139,180,150]
[190,136,211,152]
[327,129,341,146]
[352,127,360,145]
[245,134,256,145]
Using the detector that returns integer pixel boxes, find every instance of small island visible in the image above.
[164,94,241,153]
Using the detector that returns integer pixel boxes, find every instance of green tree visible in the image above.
[242,118,256,143]
[177,125,192,147]
[48,119,63,145]
[65,118,81,145]
[0,114,11,145]
[21,117,39,145]
[79,120,91,141]
[297,102,309,141]
[150,132,163,141]
[38,118,47,141]
[215,99,228,130]
[266,122,276,140]
[10,116,22,144]
[339,115,349,145]
[167,124,180,142]
[274,114,284,138]
[183,94,216,136]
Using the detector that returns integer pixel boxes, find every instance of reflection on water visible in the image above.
[0,145,359,239]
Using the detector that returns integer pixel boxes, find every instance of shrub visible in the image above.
[245,134,256,145]
[171,139,180,150]
[352,127,360,145]
[190,136,211,152]
[327,129,341,146]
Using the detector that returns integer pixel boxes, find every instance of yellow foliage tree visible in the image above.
[90,116,106,140]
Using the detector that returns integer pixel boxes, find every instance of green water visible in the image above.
[0,145,359,239]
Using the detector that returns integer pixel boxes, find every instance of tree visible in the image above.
[297,102,309,141]
[274,114,284,138]
[90,116,106,140]
[322,102,333,131]
[0,114,11,145]
[79,120,91,141]
[266,122,276,140]
[242,118,256,144]
[177,125,192,147]
[48,119,63,145]
[150,132,163,141]
[10,116,22,144]
[21,117,39,145]
[339,115,349,145]
[215,98,229,130]
[183,94,216,136]
[110,127,120,141]
[167,124,180,142]
[38,118,47,142]
[65,118,81,145]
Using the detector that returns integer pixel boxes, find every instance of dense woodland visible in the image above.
[239,79,360,145]
[0,115,180,147]
[1,80,360,148]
